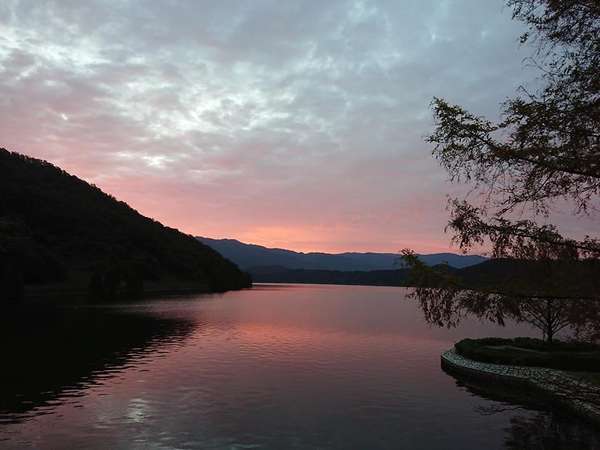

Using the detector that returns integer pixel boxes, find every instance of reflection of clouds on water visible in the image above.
[126,398,151,424]
[2,286,600,449]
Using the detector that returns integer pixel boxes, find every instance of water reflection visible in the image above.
[443,368,600,450]
[0,304,194,423]
[1,285,599,449]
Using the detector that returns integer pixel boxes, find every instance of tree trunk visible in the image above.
[545,298,554,345]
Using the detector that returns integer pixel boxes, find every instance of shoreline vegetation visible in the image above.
[454,338,600,372]
[21,282,215,303]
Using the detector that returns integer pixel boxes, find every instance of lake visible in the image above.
[1,284,599,449]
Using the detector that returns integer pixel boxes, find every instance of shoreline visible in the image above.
[18,283,251,305]
[441,348,600,426]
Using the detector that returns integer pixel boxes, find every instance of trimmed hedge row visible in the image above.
[455,338,600,372]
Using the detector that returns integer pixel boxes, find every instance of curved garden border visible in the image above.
[441,348,600,426]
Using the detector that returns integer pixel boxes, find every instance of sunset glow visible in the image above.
[0,1,593,253]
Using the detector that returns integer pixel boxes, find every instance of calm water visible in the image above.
[1,284,599,449]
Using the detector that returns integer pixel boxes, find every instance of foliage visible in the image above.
[403,1,600,343]
[455,337,600,371]
[402,250,600,343]
[428,0,600,259]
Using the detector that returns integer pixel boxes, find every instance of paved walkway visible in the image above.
[442,349,600,425]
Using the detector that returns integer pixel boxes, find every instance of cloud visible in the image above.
[2,0,581,253]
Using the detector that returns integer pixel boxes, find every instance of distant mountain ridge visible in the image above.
[197,237,486,271]
[247,259,600,291]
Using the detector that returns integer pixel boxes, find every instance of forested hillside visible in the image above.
[0,149,250,301]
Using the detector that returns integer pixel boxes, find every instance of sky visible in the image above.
[2,0,587,254]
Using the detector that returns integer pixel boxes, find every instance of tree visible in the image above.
[0,219,27,303]
[402,250,600,343]
[429,0,600,260]
[403,0,600,343]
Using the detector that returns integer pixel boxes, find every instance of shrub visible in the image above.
[455,338,600,372]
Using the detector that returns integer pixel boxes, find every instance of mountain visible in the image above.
[0,149,251,301]
[197,237,486,271]
[248,259,600,291]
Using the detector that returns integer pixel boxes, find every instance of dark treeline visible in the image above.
[249,266,413,286]
[0,149,251,302]
[250,258,596,291]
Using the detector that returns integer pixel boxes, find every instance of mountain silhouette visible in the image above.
[0,149,250,301]
[198,236,486,271]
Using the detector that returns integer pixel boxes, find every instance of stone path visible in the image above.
[442,348,600,425]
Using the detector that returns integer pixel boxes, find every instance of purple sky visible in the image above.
[1,1,595,253]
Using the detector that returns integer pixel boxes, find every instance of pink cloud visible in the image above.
[2,1,594,255]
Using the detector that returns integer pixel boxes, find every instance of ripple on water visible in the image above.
[1,285,599,450]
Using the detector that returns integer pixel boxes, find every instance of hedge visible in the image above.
[455,338,600,372]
